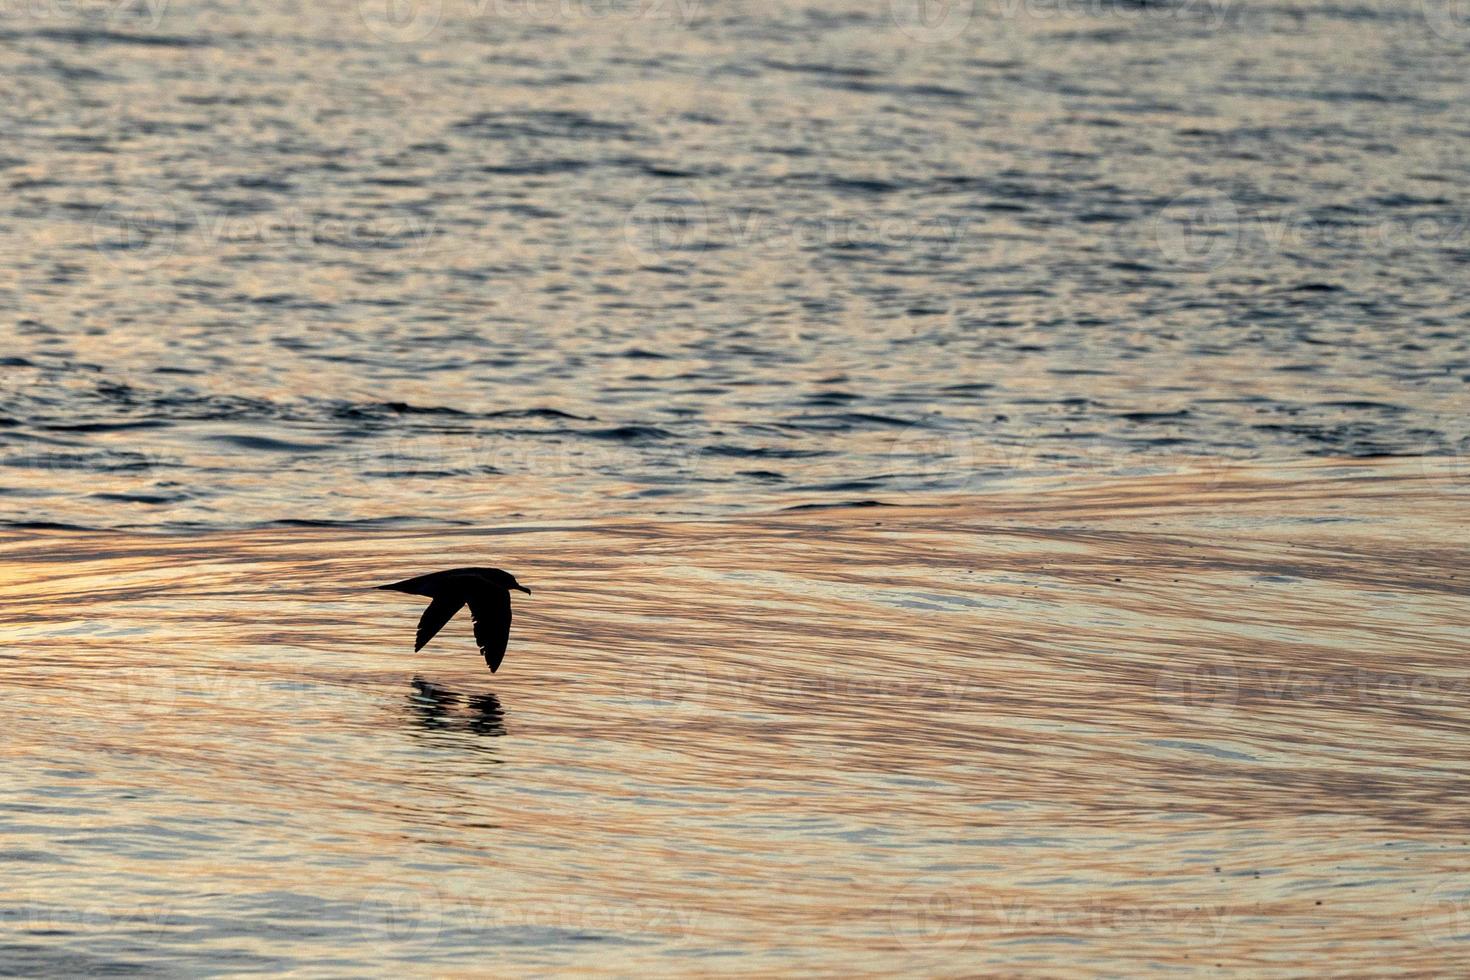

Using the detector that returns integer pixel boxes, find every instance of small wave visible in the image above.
[209,434,330,453]
[0,520,96,531]
[823,177,903,195]
[481,160,591,175]
[1319,401,1405,412]
[1117,411,1191,423]
[332,401,473,420]
[0,451,166,472]
[253,516,475,530]
[781,499,893,512]
[582,426,674,442]
[453,110,641,142]
[802,391,859,406]
[41,420,170,433]
[785,413,913,430]
[484,408,595,421]
[87,492,189,505]
[18,27,207,47]
[704,445,828,460]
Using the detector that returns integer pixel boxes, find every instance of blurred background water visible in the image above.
[0,0,1466,529]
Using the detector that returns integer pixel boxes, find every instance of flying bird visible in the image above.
[377,567,531,673]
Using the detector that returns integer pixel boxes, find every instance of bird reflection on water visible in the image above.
[406,676,507,738]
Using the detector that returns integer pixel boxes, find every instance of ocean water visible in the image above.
[0,0,1466,530]
[2,0,1470,974]
[3,461,1468,973]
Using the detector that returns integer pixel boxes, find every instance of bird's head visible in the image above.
[477,567,531,594]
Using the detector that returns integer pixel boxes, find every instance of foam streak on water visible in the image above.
[2,460,1467,972]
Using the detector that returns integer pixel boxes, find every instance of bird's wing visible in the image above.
[415,596,465,652]
[467,590,512,673]
[380,569,463,596]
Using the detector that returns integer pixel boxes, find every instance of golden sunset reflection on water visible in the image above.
[3,0,1469,970]
[3,459,1466,972]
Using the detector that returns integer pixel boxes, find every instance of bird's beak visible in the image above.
[516,585,532,595]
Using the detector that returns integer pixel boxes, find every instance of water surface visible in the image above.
[1,0,1466,529]
[3,460,1468,972]
[2,1,1469,972]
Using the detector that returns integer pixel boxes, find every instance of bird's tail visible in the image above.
[375,574,439,596]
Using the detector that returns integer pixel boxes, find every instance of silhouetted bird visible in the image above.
[377,567,530,673]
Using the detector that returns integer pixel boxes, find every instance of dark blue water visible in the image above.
[0,0,1465,529]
